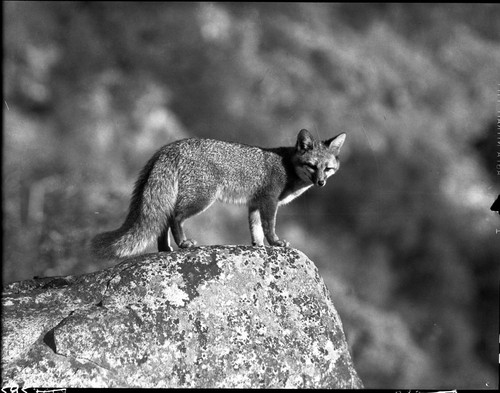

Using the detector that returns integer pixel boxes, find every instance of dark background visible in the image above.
[3,2,500,388]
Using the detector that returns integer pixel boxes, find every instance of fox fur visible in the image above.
[91,129,346,259]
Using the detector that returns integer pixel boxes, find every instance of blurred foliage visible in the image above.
[3,1,500,389]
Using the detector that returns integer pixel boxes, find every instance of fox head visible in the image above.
[294,129,346,187]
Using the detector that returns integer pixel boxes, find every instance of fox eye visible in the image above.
[305,163,316,171]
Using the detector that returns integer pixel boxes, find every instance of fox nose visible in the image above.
[317,180,326,187]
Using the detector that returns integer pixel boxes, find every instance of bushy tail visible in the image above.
[90,220,158,260]
[91,149,177,260]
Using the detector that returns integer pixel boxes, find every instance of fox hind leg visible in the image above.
[170,215,199,249]
[157,225,173,252]
[170,194,217,248]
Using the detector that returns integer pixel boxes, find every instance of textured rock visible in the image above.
[2,245,363,388]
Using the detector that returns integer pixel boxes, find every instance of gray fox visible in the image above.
[91,129,346,259]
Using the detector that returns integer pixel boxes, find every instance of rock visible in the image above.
[1,245,363,388]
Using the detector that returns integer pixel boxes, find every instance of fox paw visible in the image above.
[272,239,290,247]
[179,239,197,248]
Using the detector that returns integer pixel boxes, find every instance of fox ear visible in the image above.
[296,129,314,153]
[325,133,346,154]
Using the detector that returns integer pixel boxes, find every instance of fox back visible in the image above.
[91,129,346,259]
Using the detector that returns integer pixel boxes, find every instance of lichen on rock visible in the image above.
[1,245,363,388]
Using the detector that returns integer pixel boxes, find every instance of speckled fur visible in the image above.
[91,130,346,259]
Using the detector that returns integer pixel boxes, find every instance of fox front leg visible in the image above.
[258,200,290,247]
[248,205,265,246]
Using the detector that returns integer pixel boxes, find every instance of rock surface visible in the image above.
[2,245,363,388]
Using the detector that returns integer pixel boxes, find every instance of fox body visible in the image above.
[91,129,346,259]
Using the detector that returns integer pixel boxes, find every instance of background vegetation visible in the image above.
[3,2,499,388]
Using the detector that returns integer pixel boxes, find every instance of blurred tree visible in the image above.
[3,1,499,389]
